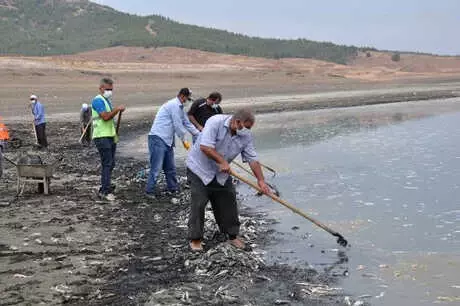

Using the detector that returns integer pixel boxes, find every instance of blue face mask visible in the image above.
[236,127,251,137]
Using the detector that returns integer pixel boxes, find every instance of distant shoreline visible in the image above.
[3,85,459,123]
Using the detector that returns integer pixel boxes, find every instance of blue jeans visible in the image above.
[146,135,178,194]
[94,137,116,195]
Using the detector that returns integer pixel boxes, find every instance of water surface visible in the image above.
[239,98,460,305]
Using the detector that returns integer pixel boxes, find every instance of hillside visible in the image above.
[0,0,358,64]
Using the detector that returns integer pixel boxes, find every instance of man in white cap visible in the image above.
[30,94,48,148]
[80,103,92,146]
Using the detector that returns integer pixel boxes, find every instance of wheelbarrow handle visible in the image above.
[3,155,17,166]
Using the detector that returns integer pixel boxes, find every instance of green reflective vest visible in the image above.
[91,95,117,141]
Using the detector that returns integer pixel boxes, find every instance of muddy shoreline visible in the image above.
[1,121,355,306]
[2,81,460,124]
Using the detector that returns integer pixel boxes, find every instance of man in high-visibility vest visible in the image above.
[91,78,125,201]
[0,117,10,178]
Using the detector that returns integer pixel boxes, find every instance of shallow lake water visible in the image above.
[239,98,460,305]
[119,98,460,305]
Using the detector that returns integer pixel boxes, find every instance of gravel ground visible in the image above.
[0,121,356,306]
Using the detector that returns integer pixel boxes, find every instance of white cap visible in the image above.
[30,94,38,100]
[82,103,89,110]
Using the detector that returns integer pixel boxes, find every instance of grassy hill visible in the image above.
[0,0,358,64]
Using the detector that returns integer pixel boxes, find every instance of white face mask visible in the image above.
[236,127,251,137]
[212,104,219,110]
[103,90,113,99]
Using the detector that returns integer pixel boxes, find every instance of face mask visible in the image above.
[212,104,219,110]
[103,90,112,99]
[236,127,251,137]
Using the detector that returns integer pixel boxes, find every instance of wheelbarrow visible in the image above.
[3,155,59,195]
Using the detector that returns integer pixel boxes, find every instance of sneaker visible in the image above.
[165,190,180,196]
[190,240,203,252]
[99,193,116,201]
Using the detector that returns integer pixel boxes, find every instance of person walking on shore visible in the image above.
[80,103,92,146]
[145,88,200,199]
[188,92,223,142]
[186,108,270,251]
[30,94,48,149]
[91,78,125,201]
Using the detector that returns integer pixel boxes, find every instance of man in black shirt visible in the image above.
[188,92,223,134]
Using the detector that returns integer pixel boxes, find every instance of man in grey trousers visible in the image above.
[186,108,270,251]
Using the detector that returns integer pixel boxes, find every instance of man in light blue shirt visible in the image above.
[186,108,270,251]
[30,94,48,148]
[145,88,200,198]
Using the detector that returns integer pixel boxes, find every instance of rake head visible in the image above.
[333,233,349,247]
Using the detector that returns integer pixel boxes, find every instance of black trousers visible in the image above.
[187,168,240,240]
[35,123,48,148]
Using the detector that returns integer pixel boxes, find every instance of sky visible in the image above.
[92,0,460,55]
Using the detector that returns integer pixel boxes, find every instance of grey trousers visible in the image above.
[187,168,240,240]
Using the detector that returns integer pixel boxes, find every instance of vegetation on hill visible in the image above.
[0,0,358,64]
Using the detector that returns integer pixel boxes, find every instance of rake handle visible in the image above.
[79,119,93,143]
[116,111,122,135]
[232,160,278,193]
[260,162,276,175]
[230,169,340,237]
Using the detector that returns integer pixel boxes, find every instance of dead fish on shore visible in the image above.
[296,282,343,297]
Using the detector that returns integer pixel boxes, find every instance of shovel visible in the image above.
[230,169,349,247]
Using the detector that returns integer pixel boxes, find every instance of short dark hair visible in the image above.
[207,92,222,102]
[178,88,191,97]
[233,108,255,123]
[100,78,113,86]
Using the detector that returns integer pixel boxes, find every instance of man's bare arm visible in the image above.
[200,145,230,172]
[99,105,125,121]
[188,114,203,131]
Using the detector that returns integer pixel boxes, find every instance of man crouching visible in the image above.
[186,108,270,251]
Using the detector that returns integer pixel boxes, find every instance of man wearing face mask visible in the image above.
[91,78,125,201]
[145,88,200,199]
[186,108,271,251]
[187,92,223,140]
[30,94,48,149]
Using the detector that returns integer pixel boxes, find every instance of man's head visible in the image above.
[230,108,255,136]
[99,78,114,98]
[30,94,38,104]
[82,103,89,111]
[206,92,222,107]
[177,88,193,104]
